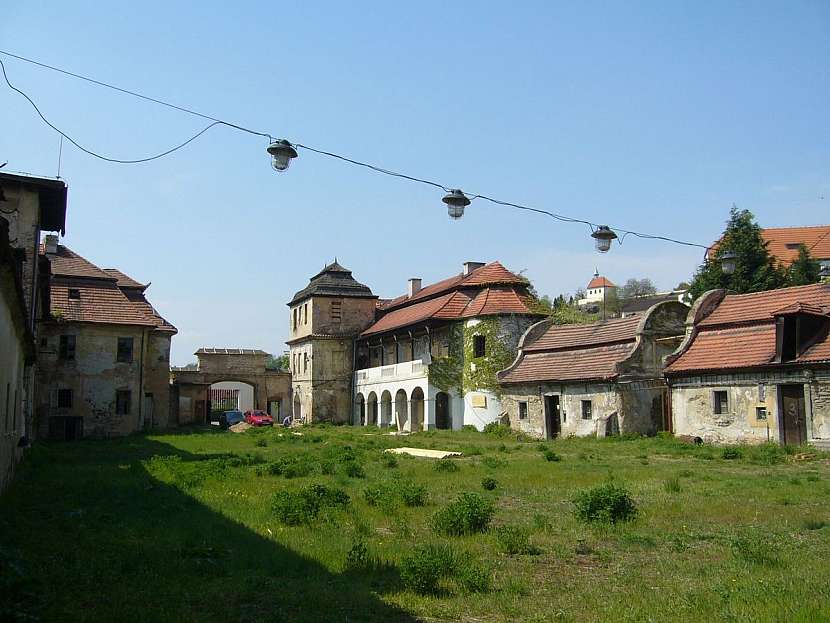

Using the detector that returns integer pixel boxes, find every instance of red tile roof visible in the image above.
[708,225,830,265]
[361,262,541,337]
[499,316,641,384]
[500,342,636,384]
[103,268,147,290]
[47,245,115,280]
[665,283,830,374]
[698,283,830,327]
[761,226,830,263]
[587,276,615,289]
[378,261,528,311]
[46,245,176,333]
[523,315,640,352]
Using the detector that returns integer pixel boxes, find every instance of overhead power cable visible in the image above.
[0,49,709,251]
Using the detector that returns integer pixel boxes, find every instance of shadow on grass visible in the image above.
[0,435,416,623]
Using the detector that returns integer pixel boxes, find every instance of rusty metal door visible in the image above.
[780,384,807,446]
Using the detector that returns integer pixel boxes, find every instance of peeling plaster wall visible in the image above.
[36,323,172,438]
[670,369,830,444]
[288,294,375,424]
[502,383,623,438]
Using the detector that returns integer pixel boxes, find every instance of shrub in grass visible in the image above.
[482,422,512,438]
[481,456,505,469]
[730,534,781,566]
[664,478,681,493]
[254,438,268,447]
[746,443,787,465]
[802,518,827,531]
[456,558,491,593]
[380,453,399,468]
[542,449,561,462]
[363,484,387,507]
[721,447,743,460]
[319,460,336,475]
[345,539,371,570]
[462,424,478,432]
[434,458,460,473]
[678,469,694,478]
[573,482,637,524]
[433,493,495,536]
[399,543,457,594]
[462,446,484,456]
[533,514,552,532]
[398,480,428,507]
[494,526,534,555]
[481,476,498,491]
[497,443,509,453]
[271,484,350,525]
[806,474,820,482]
[343,460,366,479]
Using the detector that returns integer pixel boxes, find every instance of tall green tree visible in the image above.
[787,244,822,286]
[619,278,657,299]
[688,207,787,300]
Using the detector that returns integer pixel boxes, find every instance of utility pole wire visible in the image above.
[0,49,709,251]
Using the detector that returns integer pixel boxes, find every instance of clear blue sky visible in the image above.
[2,1,828,365]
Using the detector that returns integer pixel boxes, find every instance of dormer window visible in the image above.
[774,303,829,362]
[68,288,81,300]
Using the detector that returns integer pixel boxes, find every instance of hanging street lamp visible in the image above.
[720,250,737,275]
[591,225,617,253]
[442,189,471,220]
[267,139,298,172]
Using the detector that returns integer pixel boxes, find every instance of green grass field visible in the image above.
[2,425,829,622]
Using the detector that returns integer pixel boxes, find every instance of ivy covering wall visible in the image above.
[462,318,515,397]
[427,324,463,394]
[426,318,519,398]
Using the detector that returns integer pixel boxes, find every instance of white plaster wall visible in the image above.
[211,381,254,412]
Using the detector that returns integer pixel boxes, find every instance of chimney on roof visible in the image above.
[408,278,422,298]
[463,261,485,276]
[44,234,58,254]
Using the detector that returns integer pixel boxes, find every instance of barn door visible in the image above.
[780,384,807,446]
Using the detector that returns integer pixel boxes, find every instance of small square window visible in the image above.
[117,337,134,363]
[756,406,767,421]
[116,390,131,415]
[473,335,486,358]
[59,335,76,360]
[581,400,592,420]
[68,288,81,299]
[57,388,73,409]
[518,401,528,420]
[713,390,729,415]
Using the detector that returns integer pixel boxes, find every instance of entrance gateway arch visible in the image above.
[171,348,291,424]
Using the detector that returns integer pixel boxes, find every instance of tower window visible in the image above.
[331,300,342,321]
[473,335,486,358]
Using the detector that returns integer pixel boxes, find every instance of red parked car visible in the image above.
[244,410,274,427]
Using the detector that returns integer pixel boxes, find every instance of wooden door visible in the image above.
[780,384,807,446]
[545,395,561,439]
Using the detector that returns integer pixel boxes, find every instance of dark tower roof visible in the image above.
[289,261,376,305]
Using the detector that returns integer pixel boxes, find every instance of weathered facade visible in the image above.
[287,262,377,423]
[0,172,66,490]
[665,284,830,446]
[498,302,688,438]
[171,348,291,424]
[353,262,544,431]
[35,242,176,439]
